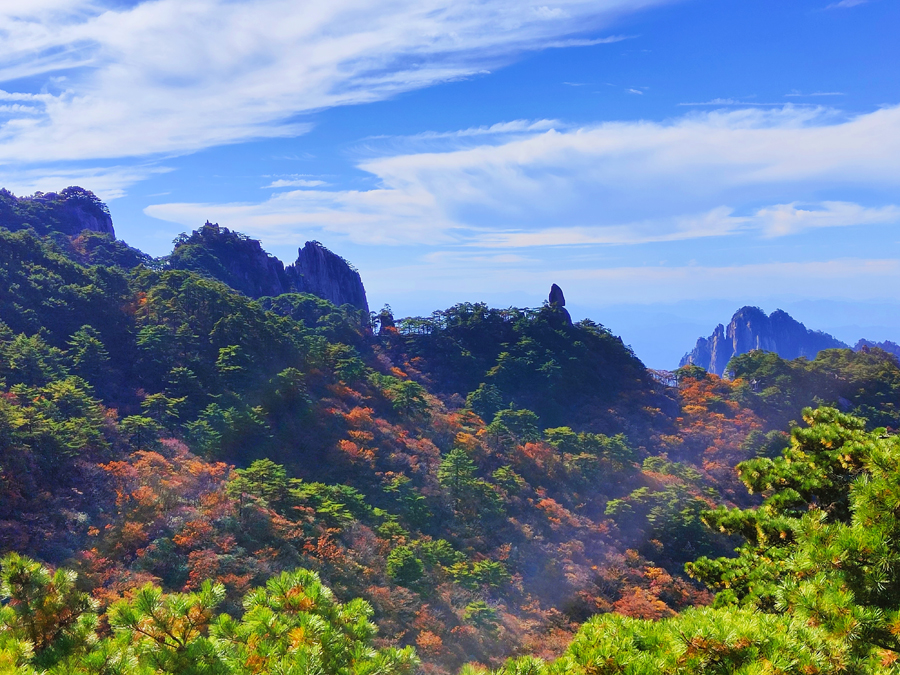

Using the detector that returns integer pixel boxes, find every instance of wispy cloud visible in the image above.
[264,178,327,189]
[826,0,869,8]
[542,35,633,48]
[0,164,173,200]
[373,119,562,143]
[145,105,900,246]
[473,207,747,247]
[785,91,846,97]
[679,98,793,106]
[0,0,677,166]
[755,201,899,237]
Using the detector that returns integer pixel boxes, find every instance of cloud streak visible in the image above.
[0,0,676,165]
[146,105,900,246]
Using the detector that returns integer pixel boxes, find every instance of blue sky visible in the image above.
[1,0,898,367]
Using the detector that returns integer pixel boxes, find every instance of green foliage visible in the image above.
[1,555,418,675]
[446,560,510,590]
[212,569,418,675]
[386,546,425,586]
[25,221,900,674]
[227,458,290,508]
[395,303,648,427]
[165,222,288,300]
[0,187,110,238]
[462,601,500,634]
[481,408,900,675]
[673,364,709,382]
[292,480,373,527]
[487,408,541,446]
[605,482,721,564]
[729,348,900,430]
[545,428,637,471]
[186,403,270,459]
[492,466,526,494]
[108,581,225,674]
[66,325,110,385]
[120,415,162,448]
[466,383,504,421]
[0,553,98,670]
[387,379,429,417]
[383,474,432,527]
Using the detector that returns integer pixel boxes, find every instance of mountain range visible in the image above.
[681,306,900,376]
[3,186,900,674]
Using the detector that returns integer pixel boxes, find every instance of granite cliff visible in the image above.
[0,186,115,238]
[680,306,848,376]
[168,223,369,311]
[286,241,370,314]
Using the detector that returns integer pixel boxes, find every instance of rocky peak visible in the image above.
[681,306,848,375]
[168,222,291,298]
[547,283,572,324]
[167,227,370,311]
[286,241,369,313]
[549,283,566,307]
[0,186,115,238]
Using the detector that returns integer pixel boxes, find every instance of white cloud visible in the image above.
[382,119,562,142]
[0,164,172,200]
[0,0,675,164]
[785,91,845,97]
[679,98,790,106]
[145,105,900,246]
[827,0,868,8]
[542,34,633,48]
[473,207,747,247]
[264,178,327,189]
[755,201,900,237]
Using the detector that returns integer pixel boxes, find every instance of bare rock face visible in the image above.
[0,186,115,237]
[681,306,848,375]
[286,241,369,313]
[549,283,566,307]
[167,226,370,310]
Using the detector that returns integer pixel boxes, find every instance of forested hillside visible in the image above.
[3,198,900,674]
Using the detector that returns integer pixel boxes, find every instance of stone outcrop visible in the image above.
[168,222,291,298]
[168,225,369,311]
[680,306,848,375]
[286,241,369,313]
[547,283,572,324]
[549,284,566,307]
[0,186,115,238]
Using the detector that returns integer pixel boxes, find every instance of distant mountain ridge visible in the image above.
[855,339,900,359]
[681,306,848,375]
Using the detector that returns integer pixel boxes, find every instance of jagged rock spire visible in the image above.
[549,283,566,307]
